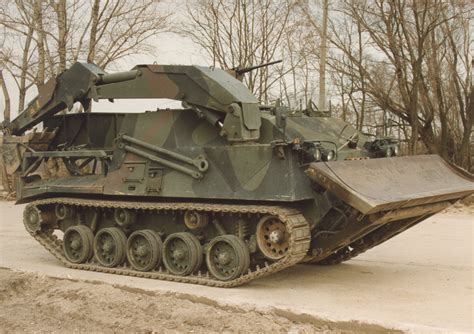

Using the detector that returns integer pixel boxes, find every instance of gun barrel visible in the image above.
[97,70,140,85]
[236,59,282,75]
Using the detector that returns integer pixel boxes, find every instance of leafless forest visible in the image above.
[0,0,473,172]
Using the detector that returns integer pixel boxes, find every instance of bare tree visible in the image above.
[183,0,298,103]
[302,0,473,169]
[0,0,172,117]
[275,17,319,108]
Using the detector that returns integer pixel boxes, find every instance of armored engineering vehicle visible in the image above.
[1,62,473,287]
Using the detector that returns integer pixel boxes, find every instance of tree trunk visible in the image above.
[53,0,67,114]
[18,26,34,112]
[55,0,67,73]
[87,0,100,63]
[458,88,473,169]
[34,0,46,85]
[318,0,328,111]
[409,57,424,155]
[356,19,365,131]
[0,70,11,122]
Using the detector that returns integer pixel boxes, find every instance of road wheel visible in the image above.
[93,227,127,267]
[127,230,162,271]
[162,232,202,276]
[206,235,250,281]
[63,225,94,263]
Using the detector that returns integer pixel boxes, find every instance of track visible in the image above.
[313,215,430,265]
[25,197,311,287]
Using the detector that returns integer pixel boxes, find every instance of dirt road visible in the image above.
[0,201,472,333]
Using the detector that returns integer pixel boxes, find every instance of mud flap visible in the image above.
[306,155,474,216]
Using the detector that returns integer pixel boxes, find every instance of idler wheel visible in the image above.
[55,203,75,220]
[23,205,45,234]
[206,235,250,281]
[126,230,162,272]
[114,208,136,227]
[256,215,290,260]
[162,232,202,276]
[93,227,127,267]
[63,225,94,263]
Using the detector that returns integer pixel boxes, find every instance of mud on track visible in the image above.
[0,268,397,334]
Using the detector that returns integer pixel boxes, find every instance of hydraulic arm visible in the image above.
[2,62,262,141]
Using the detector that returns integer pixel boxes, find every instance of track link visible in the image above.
[25,197,311,288]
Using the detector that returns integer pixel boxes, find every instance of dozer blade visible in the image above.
[306,154,474,216]
[304,154,473,264]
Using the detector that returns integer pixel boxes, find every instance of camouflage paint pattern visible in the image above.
[18,109,359,204]
[2,61,472,229]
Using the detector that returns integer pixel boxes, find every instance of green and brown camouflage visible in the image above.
[1,62,473,286]
[2,62,374,206]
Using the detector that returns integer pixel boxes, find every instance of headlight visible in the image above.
[394,145,399,156]
[323,149,336,161]
[313,148,322,161]
[327,150,335,161]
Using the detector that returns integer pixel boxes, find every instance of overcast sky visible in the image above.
[88,31,209,114]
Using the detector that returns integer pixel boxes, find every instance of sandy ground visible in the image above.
[1,268,358,334]
[0,201,473,333]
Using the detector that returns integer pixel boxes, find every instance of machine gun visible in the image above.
[232,59,282,75]
[229,60,282,80]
